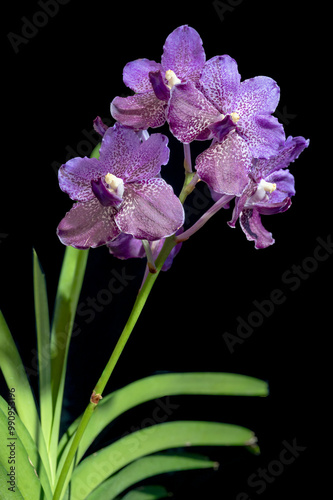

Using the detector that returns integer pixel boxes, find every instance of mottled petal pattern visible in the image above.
[235,76,280,117]
[98,122,141,178]
[161,25,206,83]
[238,114,285,158]
[167,82,221,143]
[57,198,120,249]
[195,132,252,195]
[123,59,162,93]
[124,133,170,182]
[251,136,309,181]
[58,156,106,202]
[239,209,275,249]
[115,179,184,240]
[111,92,167,130]
[199,55,241,114]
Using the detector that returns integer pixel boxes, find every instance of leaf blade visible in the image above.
[48,246,89,478]
[70,420,255,499]
[0,395,53,499]
[33,249,53,451]
[0,311,41,444]
[0,405,42,500]
[85,452,216,500]
[58,372,268,468]
[120,485,170,500]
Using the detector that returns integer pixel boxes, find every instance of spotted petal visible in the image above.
[161,25,206,83]
[124,133,170,182]
[116,179,184,240]
[57,198,120,249]
[195,132,252,196]
[98,123,141,178]
[111,92,167,130]
[167,81,221,143]
[235,76,284,157]
[251,136,310,181]
[58,157,106,202]
[123,58,162,93]
[239,208,275,249]
[199,55,241,114]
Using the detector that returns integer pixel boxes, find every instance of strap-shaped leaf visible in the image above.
[85,452,216,500]
[69,420,256,499]
[0,462,24,500]
[33,249,53,451]
[48,246,89,476]
[0,405,41,500]
[57,372,267,469]
[120,485,169,500]
[0,395,52,499]
[0,311,41,445]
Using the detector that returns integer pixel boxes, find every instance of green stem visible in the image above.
[52,236,176,500]
[53,161,197,500]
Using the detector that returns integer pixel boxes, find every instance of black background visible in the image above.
[1,1,330,499]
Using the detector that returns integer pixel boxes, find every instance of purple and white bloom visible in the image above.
[167,54,285,158]
[111,25,206,131]
[227,136,309,249]
[57,123,184,249]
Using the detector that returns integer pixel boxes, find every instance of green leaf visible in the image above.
[84,452,216,500]
[0,462,24,500]
[69,420,255,499]
[0,395,53,499]
[120,485,170,500]
[57,372,268,468]
[0,404,42,500]
[48,246,89,476]
[33,249,53,451]
[0,311,41,445]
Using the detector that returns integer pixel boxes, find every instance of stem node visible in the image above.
[90,391,103,405]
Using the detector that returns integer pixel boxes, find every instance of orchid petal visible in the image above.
[124,133,170,182]
[123,58,162,93]
[58,157,105,202]
[116,179,184,240]
[57,198,120,249]
[149,70,170,101]
[195,132,252,196]
[199,55,241,114]
[111,92,167,130]
[161,25,206,83]
[251,136,309,181]
[167,81,220,143]
[239,208,275,249]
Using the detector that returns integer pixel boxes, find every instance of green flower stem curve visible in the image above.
[52,237,176,500]
[52,168,196,500]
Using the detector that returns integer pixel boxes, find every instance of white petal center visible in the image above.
[165,70,181,89]
[105,173,124,198]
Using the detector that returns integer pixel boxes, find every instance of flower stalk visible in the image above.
[52,178,188,500]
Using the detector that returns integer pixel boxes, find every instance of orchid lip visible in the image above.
[246,179,277,205]
[91,177,123,208]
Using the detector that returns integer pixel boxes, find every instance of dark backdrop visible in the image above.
[1,1,329,498]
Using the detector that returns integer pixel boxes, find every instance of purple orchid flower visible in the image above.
[167,54,285,158]
[227,136,309,249]
[110,25,206,131]
[57,123,184,249]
